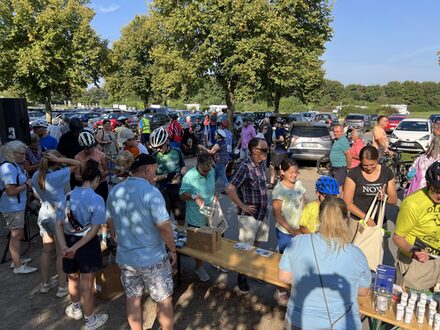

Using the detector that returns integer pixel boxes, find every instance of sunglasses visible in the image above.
[255,147,268,153]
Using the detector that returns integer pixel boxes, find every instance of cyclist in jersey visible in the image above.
[150,127,187,225]
[393,161,440,290]
[167,113,183,149]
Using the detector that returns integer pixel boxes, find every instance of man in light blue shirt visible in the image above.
[180,153,216,281]
[329,124,351,189]
[106,154,176,330]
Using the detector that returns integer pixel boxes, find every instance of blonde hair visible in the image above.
[426,136,440,159]
[38,150,63,191]
[0,140,27,163]
[318,197,350,249]
[115,151,134,174]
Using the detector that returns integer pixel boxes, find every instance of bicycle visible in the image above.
[383,152,414,191]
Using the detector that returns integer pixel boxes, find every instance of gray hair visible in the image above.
[0,140,27,163]
[427,136,440,159]
[197,152,213,168]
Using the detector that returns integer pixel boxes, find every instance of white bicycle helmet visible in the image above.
[78,131,96,148]
[234,116,243,130]
[150,127,169,148]
[32,119,48,129]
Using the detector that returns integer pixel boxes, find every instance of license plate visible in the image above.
[400,142,413,147]
[303,143,318,148]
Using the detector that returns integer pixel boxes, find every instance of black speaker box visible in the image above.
[0,98,31,145]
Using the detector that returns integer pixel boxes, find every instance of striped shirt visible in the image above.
[229,158,268,221]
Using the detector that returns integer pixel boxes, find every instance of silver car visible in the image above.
[288,122,332,161]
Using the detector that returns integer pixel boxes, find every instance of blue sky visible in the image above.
[90,0,440,86]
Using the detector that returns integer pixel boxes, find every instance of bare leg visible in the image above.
[269,164,275,184]
[10,228,24,267]
[157,296,173,330]
[79,273,95,316]
[68,273,81,303]
[55,238,67,288]
[40,234,54,284]
[126,296,143,330]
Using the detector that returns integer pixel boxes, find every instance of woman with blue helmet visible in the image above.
[299,176,339,234]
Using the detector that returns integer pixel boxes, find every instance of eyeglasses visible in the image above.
[255,148,268,153]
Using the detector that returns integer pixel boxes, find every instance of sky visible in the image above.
[89,0,440,86]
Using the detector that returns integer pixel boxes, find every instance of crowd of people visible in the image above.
[1,112,440,329]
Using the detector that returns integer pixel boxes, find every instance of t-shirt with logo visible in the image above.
[395,188,440,258]
[346,165,394,221]
[155,147,185,186]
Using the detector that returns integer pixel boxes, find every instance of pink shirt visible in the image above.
[240,125,256,149]
[349,138,364,168]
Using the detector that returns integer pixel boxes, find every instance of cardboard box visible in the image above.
[95,263,124,300]
[186,226,222,253]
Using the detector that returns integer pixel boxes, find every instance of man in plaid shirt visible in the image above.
[226,137,269,293]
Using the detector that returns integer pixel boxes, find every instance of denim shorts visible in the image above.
[275,228,294,254]
[120,258,173,302]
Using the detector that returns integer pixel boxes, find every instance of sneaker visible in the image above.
[195,266,210,282]
[85,313,108,330]
[40,278,58,293]
[56,287,69,298]
[237,274,249,293]
[10,257,32,269]
[13,264,38,274]
[65,303,83,320]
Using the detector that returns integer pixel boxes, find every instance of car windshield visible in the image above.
[291,126,329,137]
[389,116,405,121]
[397,121,428,132]
[346,115,364,120]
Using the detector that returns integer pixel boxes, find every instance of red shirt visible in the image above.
[349,138,365,169]
[167,120,182,143]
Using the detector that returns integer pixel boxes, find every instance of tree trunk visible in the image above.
[273,90,281,113]
[44,93,52,123]
[219,77,236,128]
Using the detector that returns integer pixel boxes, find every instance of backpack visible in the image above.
[64,194,89,233]
[0,161,21,203]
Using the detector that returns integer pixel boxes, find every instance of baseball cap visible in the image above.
[117,128,135,147]
[129,154,157,172]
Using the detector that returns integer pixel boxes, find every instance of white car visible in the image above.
[389,118,432,153]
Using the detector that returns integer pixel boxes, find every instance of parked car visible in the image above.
[344,113,371,131]
[288,122,332,161]
[288,113,307,122]
[389,118,432,153]
[312,112,339,129]
[28,110,46,125]
[428,114,440,123]
[368,114,378,127]
[144,113,171,131]
[94,112,123,130]
[300,111,318,122]
[385,114,408,134]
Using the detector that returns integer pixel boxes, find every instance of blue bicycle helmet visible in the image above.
[315,176,339,195]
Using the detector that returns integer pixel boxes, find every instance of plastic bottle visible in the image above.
[375,286,389,315]
[401,292,409,303]
[429,307,437,326]
[404,307,414,324]
[396,303,404,321]
[434,313,440,330]
[417,307,425,324]
[430,300,438,310]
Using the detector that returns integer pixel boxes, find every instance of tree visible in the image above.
[320,79,345,104]
[259,0,332,112]
[105,15,156,108]
[0,0,108,120]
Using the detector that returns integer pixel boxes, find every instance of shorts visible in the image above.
[158,185,186,223]
[120,258,173,302]
[0,211,25,230]
[238,215,270,245]
[275,228,294,253]
[38,203,57,237]
[63,235,102,274]
[396,251,440,290]
[332,166,347,186]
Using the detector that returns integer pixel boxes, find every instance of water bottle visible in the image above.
[375,286,388,315]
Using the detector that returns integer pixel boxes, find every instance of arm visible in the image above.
[345,150,352,169]
[45,153,81,173]
[4,181,30,196]
[358,288,369,296]
[343,177,375,226]
[278,269,292,284]
[156,221,177,266]
[386,179,398,205]
[392,233,430,263]
[198,144,220,155]
[106,218,117,244]
[225,183,255,215]
[63,224,101,259]
[22,160,39,173]
[180,192,204,207]
[272,199,299,236]
[299,226,311,234]
[95,130,106,146]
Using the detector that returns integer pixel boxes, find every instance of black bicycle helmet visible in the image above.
[69,117,83,132]
[425,161,440,188]
[315,176,339,195]
[169,112,178,119]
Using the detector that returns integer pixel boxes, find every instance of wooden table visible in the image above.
[177,237,289,289]
[177,237,432,329]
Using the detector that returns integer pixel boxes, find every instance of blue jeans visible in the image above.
[215,163,228,191]
[276,228,294,253]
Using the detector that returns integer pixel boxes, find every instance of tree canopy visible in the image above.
[0,0,108,117]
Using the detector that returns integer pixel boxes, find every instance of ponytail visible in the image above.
[38,150,63,191]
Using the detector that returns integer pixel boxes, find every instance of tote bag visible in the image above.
[351,192,388,271]
[207,200,229,234]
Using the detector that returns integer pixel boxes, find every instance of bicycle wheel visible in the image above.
[317,155,331,176]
